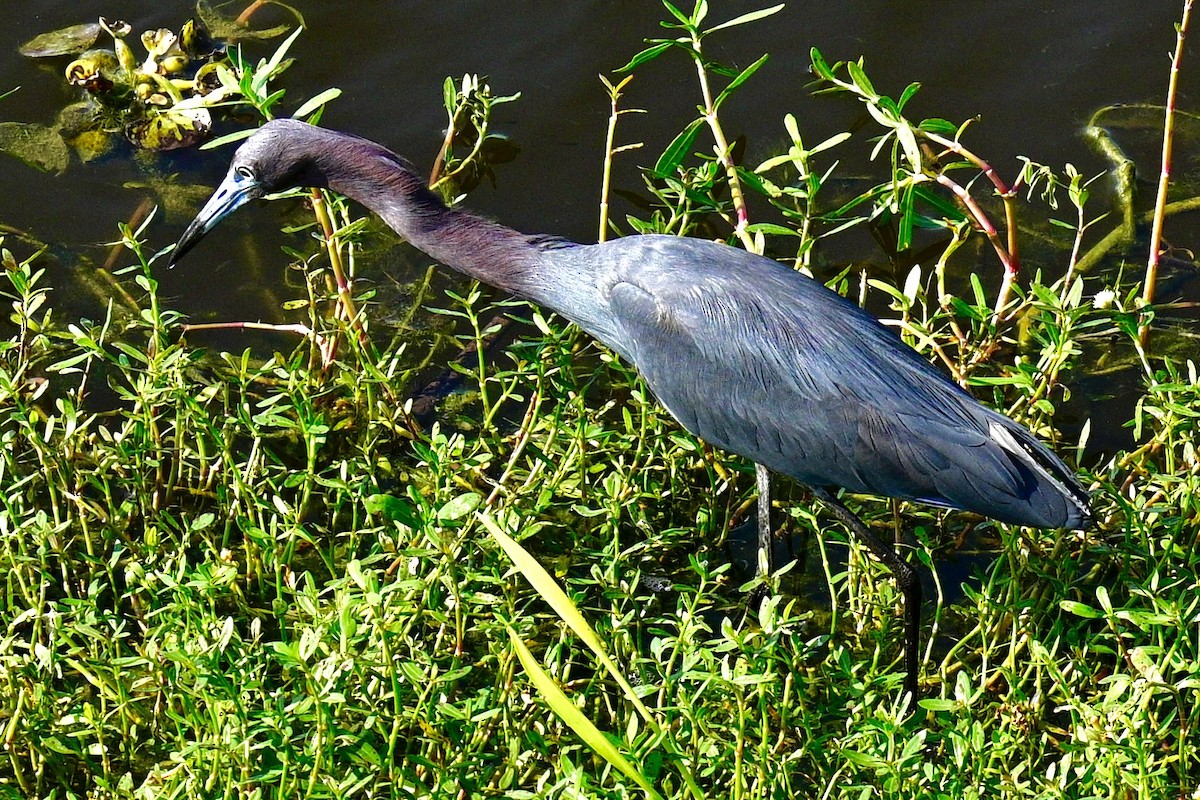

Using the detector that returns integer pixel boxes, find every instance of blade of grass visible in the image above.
[482,511,704,800]
[481,511,655,722]
[506,627,665,800]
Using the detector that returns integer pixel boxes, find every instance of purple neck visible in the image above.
[315,133,542,296]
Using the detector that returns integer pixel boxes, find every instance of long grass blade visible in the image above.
[506,628,665,800]
[480,512,657,723]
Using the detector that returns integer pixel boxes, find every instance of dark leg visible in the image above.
[810,486,921,700]
[756,463,773,576]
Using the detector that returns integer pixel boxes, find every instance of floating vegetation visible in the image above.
[6,3,303,168]
[0,121,70,173]
[16,21,102,58]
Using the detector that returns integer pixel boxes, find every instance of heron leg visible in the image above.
[810,486,921,700]
[756,463,773,576]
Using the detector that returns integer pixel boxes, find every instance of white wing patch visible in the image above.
[988,421,1090,526]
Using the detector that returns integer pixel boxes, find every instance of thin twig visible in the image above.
[1141,0,1194,346]
[429,101,470,187]
[598,75,640,243]
[309,189,367,346]
[103,197,155,272]
[183,319,336,366]
[932,173,1017,320]
[236,0,269,26]
[690,34,754,250]
[924,131,1023,320]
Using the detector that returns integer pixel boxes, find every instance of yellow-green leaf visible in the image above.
[506,628,663,800]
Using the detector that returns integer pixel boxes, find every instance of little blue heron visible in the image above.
[171,118,1092,698]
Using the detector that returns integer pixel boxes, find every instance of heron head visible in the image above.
[170,118,325,265]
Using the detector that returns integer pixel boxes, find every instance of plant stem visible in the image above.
[430,101,470,187]
[924,132,1022,320]
[236,0,269,25]
[598,75,636,243]
[310,188,367,347]
[1141,0,1194,346]
[691,34,754,251]
[932,173,1017,320]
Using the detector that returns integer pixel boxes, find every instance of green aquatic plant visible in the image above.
[7,3,300,166]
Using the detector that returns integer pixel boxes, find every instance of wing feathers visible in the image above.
[596,236,1090,529]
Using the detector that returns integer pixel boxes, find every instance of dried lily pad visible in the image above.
[196,0,297,41]
[65,49,124,95]
[179,18,219,59]
[0,122,70,173]
[56,99,118,161]
[125,107,211,151]
[19,22,102,58]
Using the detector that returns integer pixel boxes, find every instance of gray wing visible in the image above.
[599,238,1088,528]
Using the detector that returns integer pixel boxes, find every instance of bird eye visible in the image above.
[235,164,255,181]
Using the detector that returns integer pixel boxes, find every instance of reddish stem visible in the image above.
[934,173,1017,301]
[926,132,1011,195]
[236,0,269,26]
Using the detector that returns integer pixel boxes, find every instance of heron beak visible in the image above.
[169,170,262,265]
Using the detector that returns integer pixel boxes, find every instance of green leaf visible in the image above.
[661,0,693,26]
[897,184,915,251]
[969,273,987,308]
[918,698,960,712]
[897,81,922,111]
[506,629,664,800]
[869,127,893,162]
[714,52,769,110]
[201,127,257,150]
[867,278,909,306]
[913,185,966,222]
[705,4,784,34]
[436,492,481,522]
[364,494,420,528]
[615,41,674,72]
[845,59,876,98]
[809,47,835,81]
[480,513,657,726]
[1059,600,1102,619]
[653,117,705,178]
[896,123,921,171]
[745,222,798,237]
[808,130,851,156]
[754,152,794,173]
[260,24,304,82]
[293,88,342,120]
[919,117,959,136]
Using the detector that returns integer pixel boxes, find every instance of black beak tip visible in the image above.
[169,222,205,267]
[166,243,186,268]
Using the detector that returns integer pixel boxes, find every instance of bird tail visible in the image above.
[988,419,1092,530]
